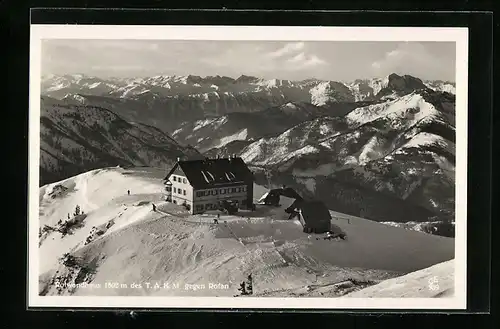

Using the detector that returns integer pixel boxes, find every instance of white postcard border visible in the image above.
[28,25,468,310]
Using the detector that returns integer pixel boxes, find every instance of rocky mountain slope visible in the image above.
[39,96,201,186]
[206,89,456,225]
[172,101,373,153]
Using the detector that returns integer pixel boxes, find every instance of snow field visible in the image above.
[38,168,455,297]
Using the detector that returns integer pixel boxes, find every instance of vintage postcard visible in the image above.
[29,24,468,309]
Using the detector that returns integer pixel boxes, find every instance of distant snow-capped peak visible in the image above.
[309,81,355,105]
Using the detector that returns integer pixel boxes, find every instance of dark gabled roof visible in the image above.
[282,187,303,200]
[299,200,332,225]
[164,157,253,189]
[264,187,302,200]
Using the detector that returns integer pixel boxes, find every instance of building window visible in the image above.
[173,187,177,193]
[220,189,225,195]
[173,176,177,182]
[173,200,177,204]
[183,190,186,196]
[166,186,171,192]
[183,178,187,184]
[231,188,236,193]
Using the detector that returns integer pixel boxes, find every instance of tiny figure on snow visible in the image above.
[127,190,130,195]
[152,203,157,212]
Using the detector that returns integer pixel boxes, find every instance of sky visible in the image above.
[41,40,456,82]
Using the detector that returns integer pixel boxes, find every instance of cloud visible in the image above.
[285,52,328,70]
[264,42,328,71]
[304,54,328,67]
[266,42,305,58]
[370,42,454,80]
[199,42,328,77]
[288,52,306,63]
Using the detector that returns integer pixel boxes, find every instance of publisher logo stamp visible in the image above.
[428,276,439,291]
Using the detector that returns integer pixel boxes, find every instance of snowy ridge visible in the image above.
[238,116,345,166]
[192,117,229,132]
[424,81,456,95]
[401,132,455,154]
[346,92,441,128]
[216,129,249,148]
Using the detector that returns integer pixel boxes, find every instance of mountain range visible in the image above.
[42,73,455,134]
[40,72,456,233]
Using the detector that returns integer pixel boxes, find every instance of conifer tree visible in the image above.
[238,281,247,295]
[74,205,81,216]
[246,274,253,295]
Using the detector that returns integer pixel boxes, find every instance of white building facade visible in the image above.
[164,157,254,215]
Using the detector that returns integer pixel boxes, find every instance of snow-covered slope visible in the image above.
[345,259,454,298]
[38,167,454,297]
[310,81,355,105]
[424,80,456,95]
[38,167,166,273]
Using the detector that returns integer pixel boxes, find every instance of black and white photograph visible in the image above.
[29,25,468,309]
